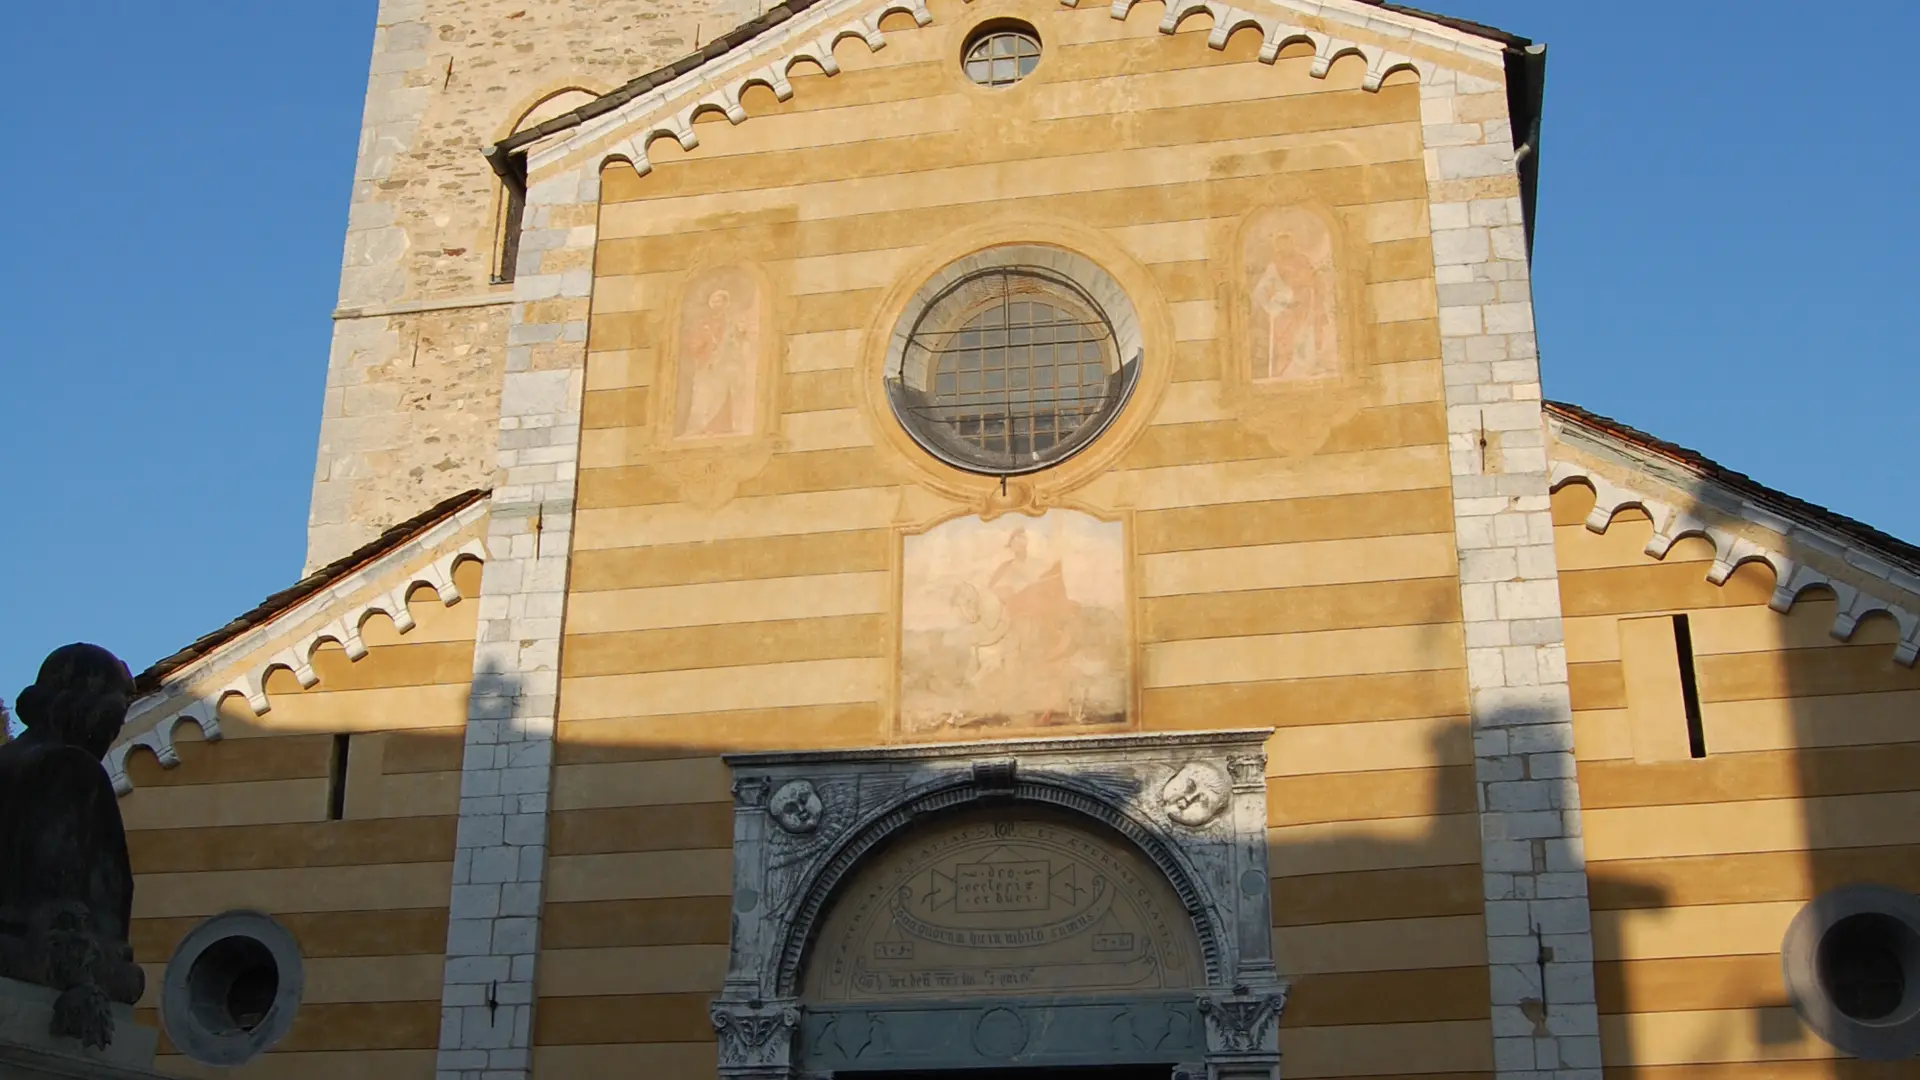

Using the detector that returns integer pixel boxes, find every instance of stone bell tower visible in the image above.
[305,0,759,570]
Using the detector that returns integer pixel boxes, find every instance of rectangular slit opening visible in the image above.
[1672,614,1707,758]
[490,152,528,285]
[327,733,351,820]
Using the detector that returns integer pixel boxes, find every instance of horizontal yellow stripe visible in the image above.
[575,488,899,550]
[1283,1019,1491,1078]
[1141,532,1456,596]
[1600,1008,1834,1066]
[551,757,732,812]
[545,850,733,903]
[1146,622,1464,687]
[1272,915,1488,975]
[155,1050,432,1080]
[531,1043,714,1077]
[1583,790,1920,862]
[133,862,450,919]
[1592,901,1799,962]
[595,123,1423,242]
[1703,690,1920,754]
[564,572,888,635]
[538,945,727,998]
[121,778,328,831]
[1267,813,1481,878]
[1267,715,1472,776]
[559,658,886,722]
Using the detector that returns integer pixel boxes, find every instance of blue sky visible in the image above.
[1,3,1914,715]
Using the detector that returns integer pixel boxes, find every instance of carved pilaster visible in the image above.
[725,777,775,999]
[1225,751,1277,983]
[712,999,801,1080]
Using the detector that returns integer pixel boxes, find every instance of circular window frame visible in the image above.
[1782,884,1920,1060]
[883,244,1143,476]
[161,911,304,1067]
[960,20,1043,89]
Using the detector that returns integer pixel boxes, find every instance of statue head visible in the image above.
[11,643,136,762]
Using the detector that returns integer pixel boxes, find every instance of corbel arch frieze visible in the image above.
[1099,0,1430,89]
[529,0,934,183]
[107,539,489,795]
[530,0,1479,193]
[712,730,1286,1079]
[1549,461,1920,667]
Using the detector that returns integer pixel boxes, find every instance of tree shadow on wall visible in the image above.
[1262,719,1664,1077]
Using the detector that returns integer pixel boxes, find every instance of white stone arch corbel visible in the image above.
[106,539,489,795]
[1549,462,1920,667]
[710,730,1286,1080]
[1081,0,1433,88]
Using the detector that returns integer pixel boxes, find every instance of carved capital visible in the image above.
[734,775,773,809]
[1226,753,1266,791]
[1197,984,1289,1056]
[712,998,801,1077]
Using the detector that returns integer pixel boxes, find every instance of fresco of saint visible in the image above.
[1242,206,1341,384]
[900,510,1128,735]
[673,266,761,439]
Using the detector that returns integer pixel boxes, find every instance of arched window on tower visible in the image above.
[490,88,598,285]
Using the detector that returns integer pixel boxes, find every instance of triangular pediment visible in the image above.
[508,0,1517,186]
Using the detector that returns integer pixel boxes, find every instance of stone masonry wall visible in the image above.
[309,0,760,570]
[1420,62,1606,1080]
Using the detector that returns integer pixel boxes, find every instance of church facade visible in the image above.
[106,2,1920,1079]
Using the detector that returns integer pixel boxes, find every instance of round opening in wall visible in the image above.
[1818,912,1916,1022]
[187,936,280,1034]
[162,911,304,1066]
[884,245,1142,475]
[1783,885,1920,1059]
[962,21,1041,88]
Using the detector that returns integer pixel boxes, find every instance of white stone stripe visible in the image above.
[434,126,598,1080]
[1420,63,1604,1080]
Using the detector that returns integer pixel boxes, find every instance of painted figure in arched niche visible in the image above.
[900,510,1127,735]
[1242,205,1341,384]
[674,265,762,439]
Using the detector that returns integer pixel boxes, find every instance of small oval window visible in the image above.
[162,911,304,1067]
[963,25,1040,88]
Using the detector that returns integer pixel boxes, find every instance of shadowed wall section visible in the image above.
[118,559,484,1080]
[1553,480,1920,1078]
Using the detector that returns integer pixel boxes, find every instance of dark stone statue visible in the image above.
[0,644,144,1049]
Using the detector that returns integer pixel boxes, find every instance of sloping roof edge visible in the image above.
[1546,401,1920,576]
[135,488,490,694]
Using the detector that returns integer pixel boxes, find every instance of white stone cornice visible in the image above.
[108,498,492,796]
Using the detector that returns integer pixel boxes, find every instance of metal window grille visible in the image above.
[896,267,1123,468]
[964,30,1040,87]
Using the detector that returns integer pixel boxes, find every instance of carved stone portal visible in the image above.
[714,730,1284,1079]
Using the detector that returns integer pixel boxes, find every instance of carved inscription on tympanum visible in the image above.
[801,809,1203,1003]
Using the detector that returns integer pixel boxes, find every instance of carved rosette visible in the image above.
[1197,985,1290,1056]
[712,999,802,1078]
